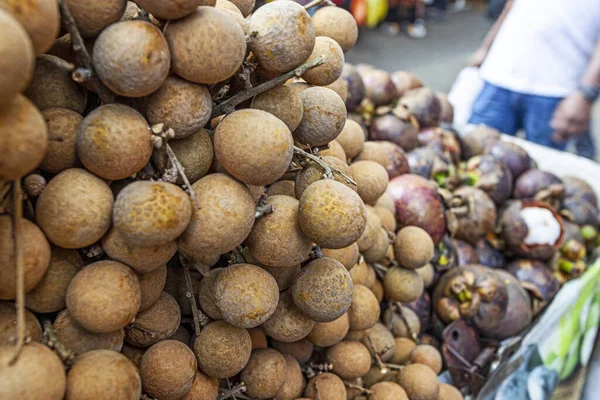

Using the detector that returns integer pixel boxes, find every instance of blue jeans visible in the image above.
[469,82,595,159]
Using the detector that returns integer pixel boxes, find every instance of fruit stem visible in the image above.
[293,146,357,186]
[211,56,327,118]
[371,262,388,280]
[344,382,373,395]
[181,263,209,336]
[40,320,76,366]
[8,179,25,365]
[254,194,274,219]
[218,382,247,400]
[303,0,337,10]
[366,335,388,372]
[394,303,419,343]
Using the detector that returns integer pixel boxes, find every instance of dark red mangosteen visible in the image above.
[513,170,563,200]
[390,70,423,98]
[369,113,419,151]
[460,125,501,160]
[562,176,598,207]
[453,239,480,266]
[484,140,534,179]
[453,186,497,245]
[342,63,367,112]
[360,68,397,106]
[398,87,442,129]
[463,155,513,205]
[417,127,462,165]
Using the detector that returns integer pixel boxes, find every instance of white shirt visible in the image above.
[480,0,600,97]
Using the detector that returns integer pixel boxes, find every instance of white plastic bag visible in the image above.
[447,67,484,135]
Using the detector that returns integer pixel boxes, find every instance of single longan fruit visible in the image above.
[170,325,191,345]
[136,266,169,312]
[251,85,304,132]
[193,320,252,378]
[39,108,82,174]
[298,179,367,249]
[272,338,314,364]
[0,216,50,300]
[287,81,312,96]
[65,0,126,37]
[307,311,349,347]
[351,160,389,205]
[0,95,47,181]
[370,382,409,400]
[292,257,353,322]
[66,260,141,333]
[215,109,294,186]
[248,1,315,73]
[382,306,421,338]
[376,193,396,214]
[180,370,219,400]
[325,77,349,102]
[261,264,301,291]
[326,341,371,380]
[136,0,203,19]
[354,142,388,168]
[336,119,365,159]
[262,290,316,342]
[0,10,34,106]
[141,340,197,400]
[146,77,212,139]
[215,0,248,34]
[348,284,380,331]
[241,349,287,399]
[54,310,124,354]
[357,206,382,251]
[25,54,87,113]
[214,264,279,328]
[375,207,397,232]
[275,354,305,400]
[178,174,255,257]
[0,302,42,346]
[390,337,417,365]
[416,263,435,288]
[77,104,152,180]
[125,291,181,348]
[248,327,268,350]
[363,228,390,263]
[197,268,223,320]
[311,7,358,53]
[294,87,347,146]
[384,267,424,304]
[0,342,66,399]
[363,366,395,388]
[438,383,464,400]
[322,243,360,271]
[267,180,296,197]
[372,279,384,303]
[304,372,346,400]
[302,36,345,86]
[362,322,396,362]
[246,195,313,267]
[396,364,439,400]
[230,0,254,16]
[318,139,347,161]
[394,227,434,270]
[350,260,370,286]
[409,344,442,374]
[364,264,377,289]
[166,7,246,84]
[295,156,356,199]
[121,342,145,368]
[67,350,141,400]
[25,247,82,313]
[113,181,192,247]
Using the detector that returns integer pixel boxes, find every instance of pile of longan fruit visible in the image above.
[0,1,463,399]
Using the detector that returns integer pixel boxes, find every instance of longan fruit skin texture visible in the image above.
[76,104,152,180]
[322,243,360,271]
[0,0,58,54]
[326,341,371,380]
[93,20,171,97]
[0,216,51,300]
[336,119,365,159]
[180,370,219,400]
[311,7,358,53]
[295,156,356,199]
[251,86,304,132]
[0,302,42,346]
[409,344,443,374]
[65,0,127,38]
[135,0,203,20]
[214,263,279,328]
[0,342,66,400]
[53,310,125,355]
[215,109,294,186]
[302,36,345,86]
[298,179,367,249]
[362,323,396,362]
[0,94,47,181]
[67,350,141,400]
[304,372,346,400]
[66,260,141,333]
[351,160,390,205]
[325,77,349,102]
[294,87,347,147]
[193,320,252,379]
[370,382,409,400]
[348,284,380,331]
[384,266,424,304]
[248,327,268,350]
[275,354,305,400]
[40,108,83,174]
[292,257,354,322]
[0,10,34,106]
[396,364,440,400]
[248,1,315,74]
[307,312,350,347]
[271,338,314,364]
[383,306,421,338]
[262,290,316,342]
[137,264,168,311]
[438,383,464,400]
[350,260,370,286]
[267,180,296,197]
[390,337,417,365]
[394,226,435,270]
[146,77,212,139]
[197,268,224,320]
[362,227,390,263]
[113,181,192,247]
[318,139,347,161]
[375,206,397,232]
[241,349,287,399]
[165,7,246,84]
[125,291,180,348]
[141,340,197,400]
[230,0,254,16]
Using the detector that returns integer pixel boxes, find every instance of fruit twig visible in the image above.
[218,382,246,400]
[165,143,198,205]
[293,146,357,185]
[372,262,388,280]
[303,0,337,9]
[182,264,208,336]
[366,336,389,373]
[255,194,273,219]
[395,303,419,343]
[140,394,156,400]
[8,179,24,365]
[211,56,326,118]
[344,382,373,395]
[57,0,114,104]
[41,320,76,366]
[229,247,246,265]
[302,362,333,378]
[310,245,323,260]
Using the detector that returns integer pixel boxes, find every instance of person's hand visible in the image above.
[468,47,489,67]
[550,91,592,143]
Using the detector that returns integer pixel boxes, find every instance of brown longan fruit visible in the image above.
[248,1,315,73]
[364,265,377,289]
[25,54,87,113]
[197,268,223,320]
[66,350,141,399]
[93,20,170,97]
[376,193,396,214]
[135,0,203,19]
[292,257,353,322]
[271,338,314,364]
[275,354,305,400]
[0,10,33,106]
[287,81,312,96]
[246,195,313,267]
[261,264,302,291]
[138,270,172,313]
[241,349,287,399]
[394,226,434,270]
[302,36,345,86]
[382,306,421,338]
[438,383,464,400]
[193,320,252,379]
[113,181,192,247]
[351,160,389,205]
[384,267,424,304]
[396,364,439,400]
[263,290,316,342]
[326,341,371,379]
[25,247,82,313]
[180,370,220,400]
[336,119,365,160]
[165,7,246,84]
[390,337,417,365]
[39,108,82,174]
[178,173,255,257]
[363,366,396,388]
[146,76,212,139]
[298,179,367,249]
[307,312,350,347]
[121,343,145,368]
[295,156,356,199]
[304,372,346,400]
[357,206,383,252]
[230,0,254,16]
[141,340,197,400]
[348,284,380,331]
[215,109,294,186]
[311,7,358,53]
[76,104,152,180]
[350,260,370,286]
[409,344,442,374]
[54,310,125,355]
[215,264,279,328]
[169,325,191,346]
[322,243,360,271]
[0,216,51,300]
[370,382,409,400]
[251,85,304,132]
[65,0,126,38]
[375,207,397,232]
[363,228,390,263]
[66,260,141,333]
[325,77,349,102]
[362,322,396,362]
[372,279,384,303]
[215,0,248,34]
[0,342,66,399]
[0,95,47,181]
[267,180,296,197]
[248,328,268,350]
[416,263,435,288]
[354,142,388,167]
[125,291,181,348]
[0,302,41,346]
[294,87,347,147]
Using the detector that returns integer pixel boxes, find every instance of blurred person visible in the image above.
[379,0,427,38]
[469,0,600,159]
